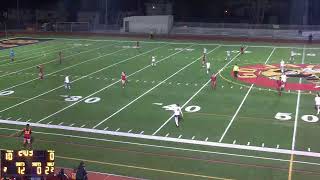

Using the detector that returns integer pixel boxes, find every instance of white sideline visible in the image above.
[218,47,276,142]
[152,46,245,135]
[1,126,320,167]
[29,36,314,49]
[0,41,116,81]
[38,44,196,124]
[0,44,166,113]
[93,44,209,128]
[1,119,320,158]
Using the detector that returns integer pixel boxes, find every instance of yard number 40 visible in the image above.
[275,112,319,123]
[162,104,201,113]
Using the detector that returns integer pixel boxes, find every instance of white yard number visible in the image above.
[162,104,201,113]
[275,112,319,123]
[84,97,101,104]
[185,106,201,113]
[301,115,319,123]
[274,112,292,121]
[65,96,83,102]
[162,104,177,111]
[64,96,101,104]
[0,90,14,96]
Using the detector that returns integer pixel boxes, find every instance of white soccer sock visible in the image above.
[317,107,320,115]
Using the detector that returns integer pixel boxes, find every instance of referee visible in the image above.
[233,64,239,78]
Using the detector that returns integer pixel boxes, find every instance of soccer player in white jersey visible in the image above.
[64,76,71,90]
[315,93,320,115]
[280,59,285,73]
[151,56,156,66]
[173,104,183,127]
[280,73,287,89]
[225,50,231,61]
[290,49,295,63]
[203,48,207,55]
[206,61,211,74]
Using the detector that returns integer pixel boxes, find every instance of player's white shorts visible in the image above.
[121,80,126,84]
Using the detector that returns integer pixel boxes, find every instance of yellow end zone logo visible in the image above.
[235,64,320,91]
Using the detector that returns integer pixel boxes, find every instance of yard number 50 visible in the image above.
[275,112,319,123]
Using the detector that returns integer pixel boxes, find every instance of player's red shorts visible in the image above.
[23,137,31,144]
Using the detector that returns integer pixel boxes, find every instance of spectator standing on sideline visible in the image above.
[57,168,69,180]
[76,161,88,180]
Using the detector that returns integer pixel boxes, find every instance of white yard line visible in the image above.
[1,126,320,167]
[1,121,320,159]
[291,46,305,151]
[152,46,245,135]
[288,45,306,180]
[37,44,196,124]
[0,39,61,59]
[0,44,76,66]
[291,89,301,151]
[93,45,219,129]
[218,85,254,142]
[0,41,115,80]
[0,44,166,113]
[218,47,276,142]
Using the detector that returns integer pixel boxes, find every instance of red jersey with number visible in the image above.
[23,128,32,139]
[211,75,216,83]
[121,74,127,81]
[277,80,283,89]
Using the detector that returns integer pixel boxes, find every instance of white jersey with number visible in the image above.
[315,97,320,106]
[203,48,207,54]
[65,76,70,83]
[291,51,294,57]
[206,62,211,69]
[281,74,287,83]
[174,106,182,116]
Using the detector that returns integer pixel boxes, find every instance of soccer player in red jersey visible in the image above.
[37,64,44,80]
[240,46,244,55]
[277,79,283,96]
[121,72,127,88]
[20,124,32,149]
[211,73,217,90]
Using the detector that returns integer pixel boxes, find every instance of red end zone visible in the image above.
[233,64,320,91]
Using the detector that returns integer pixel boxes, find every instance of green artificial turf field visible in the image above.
[0,36,320,179]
